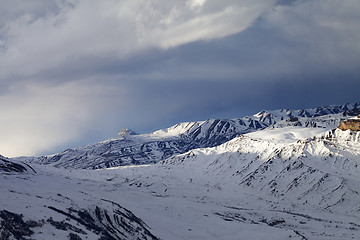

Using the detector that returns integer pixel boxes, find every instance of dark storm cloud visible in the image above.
[0,0,359,157]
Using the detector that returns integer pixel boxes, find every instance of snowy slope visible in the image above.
[0,162,160,240]
[126,127,360,239]
[159,127,360,212]
[17,102,359,169]
[0,155,35,173]
[1,160,298,240]
[2,120,360,239]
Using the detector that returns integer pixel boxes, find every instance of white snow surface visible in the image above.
[2,127,360,239]
[245,126,330,144]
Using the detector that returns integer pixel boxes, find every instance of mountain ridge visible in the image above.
[2,102,360,239]
[16,102,359,169]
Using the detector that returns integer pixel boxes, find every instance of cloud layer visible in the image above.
[0,0,276,79]
[0,0,359,157]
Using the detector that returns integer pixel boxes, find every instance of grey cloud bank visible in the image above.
[0,0,359,157]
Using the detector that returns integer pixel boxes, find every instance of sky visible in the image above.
[0,0,359,157]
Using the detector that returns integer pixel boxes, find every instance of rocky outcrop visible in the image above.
[338,116,360,131]
[118,128,137,137]
[0,156,35,173]
[0,201,160,240]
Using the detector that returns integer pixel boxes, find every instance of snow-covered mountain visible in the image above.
[253,102,359,124]
[161,128,360,213]
[2,102,360,239]
[115,127,360,239]
[0,160,160,240]
[17,102,359,169]
[18,118,269,169]
[3,126,359,239]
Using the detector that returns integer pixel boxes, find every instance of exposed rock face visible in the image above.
[0,201,160,240]
[338,117,360,131]
[118,128,137,137]
[343,108,360,116]
[0,156,35,173]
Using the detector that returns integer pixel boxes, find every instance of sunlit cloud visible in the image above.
[0,0,276,79]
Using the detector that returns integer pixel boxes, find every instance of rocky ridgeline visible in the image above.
[338,115,360,131]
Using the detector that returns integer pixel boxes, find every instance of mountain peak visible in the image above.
[117,128,137,138]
